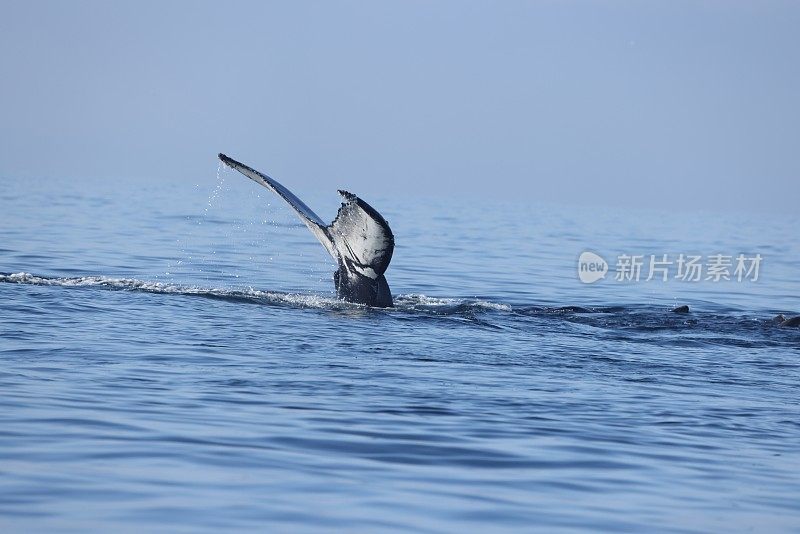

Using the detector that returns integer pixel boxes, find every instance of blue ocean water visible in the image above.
[1,168,799,532]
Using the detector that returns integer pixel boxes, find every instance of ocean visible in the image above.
[1,167,799,532]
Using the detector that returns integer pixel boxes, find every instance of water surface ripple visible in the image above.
[1,175,799,532]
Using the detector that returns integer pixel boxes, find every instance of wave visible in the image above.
[0,272,510,314]
[1,272,797,340]
[393,293,512,313]
[0,272,344,309]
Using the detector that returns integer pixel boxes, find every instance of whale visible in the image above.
[773,314,800,327]
[218,153,395,307]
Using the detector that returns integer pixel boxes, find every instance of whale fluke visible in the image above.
[218,153,394,307]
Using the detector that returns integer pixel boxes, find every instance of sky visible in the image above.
[1,1,798,213]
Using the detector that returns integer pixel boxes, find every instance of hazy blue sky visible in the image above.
[1,1,798,213]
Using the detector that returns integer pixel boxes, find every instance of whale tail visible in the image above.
[218,153,394,307]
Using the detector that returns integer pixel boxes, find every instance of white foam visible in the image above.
[1,273,513,314]
[0,272,347,310]
[394,293,512,312]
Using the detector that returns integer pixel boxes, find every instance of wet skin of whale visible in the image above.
[218,154,395,308]
[774,314,800,327]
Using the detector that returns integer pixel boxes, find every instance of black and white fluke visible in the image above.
[218,153,395,307]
